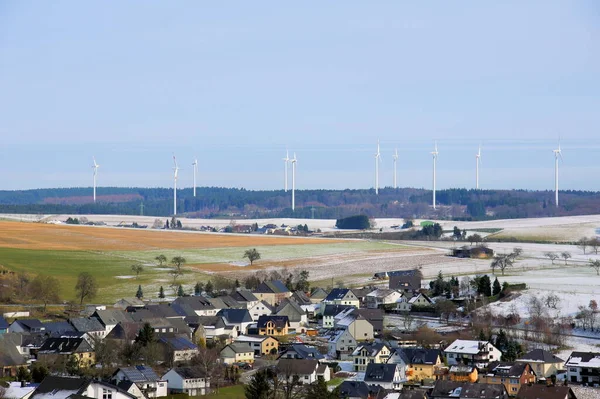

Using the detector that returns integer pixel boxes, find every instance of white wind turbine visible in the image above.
[553,141,563,207]
[283,149,290,192]
[192,158,198,197]
[291,153,297,211]
[375,140,382,195]
[172,155,180,215]
[476,145,482,189]
[92,157,99,203]
[431,142,439,209]
[393,148,399,189]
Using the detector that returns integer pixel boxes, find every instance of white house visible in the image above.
[248,301,274,321]
[328,329,357,360]
[29,376,137,399]
[364,363,407,390]
[276,358,330,384]
[112,366,167,398]
[162,367,210,396]
[565,351,600,384]
[365,289,402,309]
[444,339,502,369]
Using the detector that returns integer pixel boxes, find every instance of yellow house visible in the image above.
[235,335,279,356]
[447,365,479,383]
[220,343,254,365]
[515,349,565,378]
[391,348,443,382]
[257,316,289,336]
[481,362,536,396]
[351,343,392,372]
[253,281,291,306]
[37,337,96,369]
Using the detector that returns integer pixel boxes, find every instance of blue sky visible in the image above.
[0,1,599,191]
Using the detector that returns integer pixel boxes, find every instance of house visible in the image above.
[8,319,45,334]
[217,309,253,335]
[37,336,96,368]
[290,291,312,307]
[328,329,357,360]
[275,299,308,332]
[390,347,443,382]
[351,343,392,372]
[351,288,373,308]
[429,381,509,399]
[2,381,39,399]
[276,358,330,384]
[338,381,385,399]
[366,289,402,309]
[398,391,428,399]
[112,366,167,398]
[92,309,134,334]
[220,343,254,365]
[444,339,502,369]
[104,321,143,344]
[172,296,217,316]
[0,334,27,377]
[162,367,210,396]
[323,288,360,308]
[364,363,407,390]
[235,334,279,356]
[309,288,328,304]
[114,298,145,310]
[194,316,237,343]
[407,293,434,309]
[248,300,274,321]
[565,351,600,384]
[29,376,137,399]
[451,246,494,259]
[388,270,422,293]
[0,316,9,334]
[279,343,324,360]
[158,337,198,364]
[515,384,577,399]
[516,349,565,378]
[145,304,185,320]
[335,310,375,342]
[253,280,291,306]
[257,315,290,336]
[443,365,479,383]
[323,304,354,328]
[69,317,107,340]
[42,321,77,336]
[353,309,385,335]
[481,362,536,396]
[230,290,259,309]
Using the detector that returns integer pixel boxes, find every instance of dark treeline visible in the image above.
[1,186,600,220]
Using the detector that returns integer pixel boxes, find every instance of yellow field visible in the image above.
[0,221,340,251]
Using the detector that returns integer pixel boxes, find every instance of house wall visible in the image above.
[83,383,135,399]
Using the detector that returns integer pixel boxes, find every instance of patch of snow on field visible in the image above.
[115,275,135,279]
[486,289,599,318]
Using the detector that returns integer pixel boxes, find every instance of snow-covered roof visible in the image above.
[444,339,492,355]
[566,352,600,368]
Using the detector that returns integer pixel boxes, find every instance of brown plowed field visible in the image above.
[0,221,341,251]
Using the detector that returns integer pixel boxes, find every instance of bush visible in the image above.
[335,215,371,230]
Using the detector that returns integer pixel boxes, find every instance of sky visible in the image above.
[1,1,599,192]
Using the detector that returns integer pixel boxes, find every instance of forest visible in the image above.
[0,186,600,220]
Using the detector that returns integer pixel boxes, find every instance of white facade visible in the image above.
[249,302,273,321]
[162,369,209,396]
[113,369,167,398]
[444,340,502,369]
[82,382,137,399]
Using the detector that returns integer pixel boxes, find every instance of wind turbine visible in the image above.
[283,149,290,192]
[92,157,99,203]
[431,142,438,209]
[476,145,482,190]
[393,148,399,189]
[172,155,180,215]
[192,158,198,197]
[291,153,297,211]
[553,141,563,207]
[375,140,382,195]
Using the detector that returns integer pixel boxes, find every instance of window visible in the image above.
[570,368,577,372]
[510,379,519,384]
[102,389,112,399]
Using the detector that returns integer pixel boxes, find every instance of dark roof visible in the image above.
[38,337,93,354]
[223,343,253,354]
[0,334,27,367]
[389,273,421,291]
[486,362,532,379]
[309,288,328,299]
[430,380,509,398]
[145,304,181,319]
[254,280,290,294]
[172,296,216,312]
[171,302,198,317]
[397,348,442,365]
[69,317,105,333]
[158,336,197,351]
[219,295,244,309]
[93,310,133,326]
[231,290,258,303]
[280,344,324,360]
[171,366,206,379]
[217,309,252,324]
[338,381,384,399]
[364,363,399,383]
[197,316,226,328]
[257,315,289,329]
[323,304,354,317]
[105,322,143,340]
[351,288,373,300]
[276,358,318,375]
[516,384,575,399]
[31,376,90,398]
[353,308,384,331]
[14,319,45,331]
[275,299,305,321]
[352,342,390,357]
[399,390,427,399]
[517,349,565,364]
[324,288,353,301]
[42,321,75,335]
[116,366,160,382]
[291,291,312,306]
[0,316,9,330]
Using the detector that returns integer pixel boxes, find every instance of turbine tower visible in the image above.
[172,155,179,215]
[375,140,382,195]
[476,145,482,190]
[283,150,290,192]
[92,157,99,203]
[192,158,198,197]
[291,153,297,211]
[393,148,399,189]
[553,141,563,207]
[431,142,438,209]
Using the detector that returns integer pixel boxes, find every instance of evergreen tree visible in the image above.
[495,329,508,351]
[135,323,156,346]
[477,275,492,296]
[136,285,143,299]
[304,376,339,399]
[177,285,185,297]
[478,329,487,341]
[205,280,214,294]
[492,278,501,296]
[31,363,48,383]
[244,369,272,399]
[158,286,165,298]
[235,279,241,288]
[65,354,80,375]
[194,282,203,295]
[16,366,31,382]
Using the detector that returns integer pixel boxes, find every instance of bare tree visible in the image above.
[589,259,600,276]
[131,264,144,278]
[75,272,98,305]
[513,247,523,258]
[155,254,167,266]
[578,237,589,255]
[491,253,516,276]
[544,252,559,265]
[400,311,414,332]
[30,275,61,312]
[528,296,546,319]
[591,238,600,255]
[544,293,560,310]
[561,252,572,265]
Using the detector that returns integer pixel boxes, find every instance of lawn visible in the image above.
[206,385,245,398]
